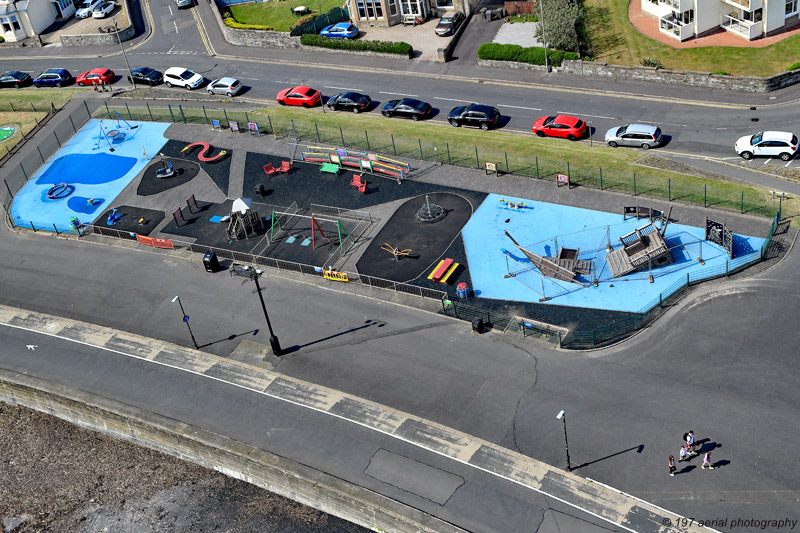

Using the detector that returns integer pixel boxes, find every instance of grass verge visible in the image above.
[0,88,83,113]
[0,112,48,153]
[228,0,342,32]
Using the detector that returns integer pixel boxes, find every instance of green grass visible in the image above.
[584,0,800,77]
[0,88,81,113]
[228,0,343,32]
[0,112,48,153]
[508,14,539,23]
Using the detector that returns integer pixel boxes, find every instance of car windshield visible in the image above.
[793,135,799,146]
[179,70,194,80]
[441,16,454,23]
[80,1,92,7]
[342,92,359,100]
[751,133,763,145]
[543,116,556,126]
[303,88,316,96]
[617,125,628,135]
[139,68,153,76]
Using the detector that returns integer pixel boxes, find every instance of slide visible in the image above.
[181,142,228,162]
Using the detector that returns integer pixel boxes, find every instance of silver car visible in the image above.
[604,123,663,149]
[207,77,242,97]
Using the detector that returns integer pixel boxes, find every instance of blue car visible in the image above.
[33,68,72,88]
[320,22,359,39]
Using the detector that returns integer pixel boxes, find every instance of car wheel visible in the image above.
[535,130,545,137]
[780,152,792,161]
[226,91,233,97]
[741,151,753,160]
[608,141,618,148]
[14,83,20,89]
[56,82,62,88]
[411,115,419,121]
[302,102,309,108]
[186,84,193,90]
[567,134,577,141]
[450,120,459,127]
[207,89,213,94]
[352,107,360,113]
[279,100,286,106]
[34,83,40,88]
[480,123,489,131]
[165,81,172,88]
[382,111,390,117]
[78,81,85,87]
[641,143,651,150]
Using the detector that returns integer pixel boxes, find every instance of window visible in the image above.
[388,0,396,16]
[436,0,453,7]
[787,0,799,16]
[10,15,20,31]
[356,0,382,18]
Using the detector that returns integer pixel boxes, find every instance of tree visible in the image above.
[535,0,583,52]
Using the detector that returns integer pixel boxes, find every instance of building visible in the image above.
[641,0,800,41]
[0,0,75,43]
[347,0,475,28]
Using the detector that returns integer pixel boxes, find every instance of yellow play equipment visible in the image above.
[381,243,412,261]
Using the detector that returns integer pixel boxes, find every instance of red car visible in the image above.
[76,68,115,86]
[532,114,587,141]
[276,85,322,107]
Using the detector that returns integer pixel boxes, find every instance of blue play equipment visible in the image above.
[46,183,74,200]
[107,208,122,225]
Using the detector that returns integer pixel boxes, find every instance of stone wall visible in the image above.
[302,45,412,59]
[60,0,135,47]
[478,58,549,71]
[0,370,462,533]
[211,3,300,48]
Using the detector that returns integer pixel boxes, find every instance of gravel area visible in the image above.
[0,403,367,533]
[492,21,542,47]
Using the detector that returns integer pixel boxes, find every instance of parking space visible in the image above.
[359,18,453,60]
[40,2,128,45]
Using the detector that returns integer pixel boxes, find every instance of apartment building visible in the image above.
[642,0,800,41]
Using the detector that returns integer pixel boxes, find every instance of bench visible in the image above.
[320,162,340,175]
[402,14,422,26]
[428,258,456,283]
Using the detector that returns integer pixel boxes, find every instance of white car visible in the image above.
[164,67,204,90]
[75,0,102,18]
[91,1,116,18]
[734,131,798,161]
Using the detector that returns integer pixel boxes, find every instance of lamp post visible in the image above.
[171,295,198,349]
[556,410,571,471]
[244,267,282,356]
[539,0,549,73]
[113,16,136,89]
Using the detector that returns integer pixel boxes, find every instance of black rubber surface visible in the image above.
[160,199,267,253]
[136,158,200,196]
[96,205,164,236]
[356,193,473,283]
[159,140,232,196]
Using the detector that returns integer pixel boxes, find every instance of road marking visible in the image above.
[557,111,615,120]
[237,77,260,81]
[190,3,215,56]
[168,4,173,15]
[379,91,418,97]
[786,153,798,167]
[174,21,179,34]
[765,158,772,165]
[325,86,363,92]
[497,104,542,111]
[433,97,472,103]
[26,345,37,350]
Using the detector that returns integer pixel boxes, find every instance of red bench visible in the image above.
[430,258,454,282]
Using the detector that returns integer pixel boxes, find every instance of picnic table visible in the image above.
[320,162,340,175]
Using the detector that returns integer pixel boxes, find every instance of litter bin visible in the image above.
[472,318,484,335]
[456,282,469,300]
[203,251,220,273]
[255,183,265,197]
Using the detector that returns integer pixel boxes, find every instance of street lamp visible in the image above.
[539,0,550,73]
[556,410,571,471]
[171,295,198,349]
[242,266,282,356]
[113,16,135,89]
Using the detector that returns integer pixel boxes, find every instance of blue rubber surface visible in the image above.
[462,194,766,312]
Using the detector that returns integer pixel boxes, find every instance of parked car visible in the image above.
[33,68,72,88]
[128,67,163,86]
[91,1,116,18]
[164,67,204,89]
[435,11,465,36]
[320,22,359,39]
[532,114,586,140]
[207,77,242,96]
[735,131,799,161]
[0,71,32,89]
[447,103,502,130]
[381,98,432,121]
[604,123,663,149]
[326,91,371,113]
[75,0,102,18]
[76,68,115,86]
[175,0,192,8]
[276,85,321,107]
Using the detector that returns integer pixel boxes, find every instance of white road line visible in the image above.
[765,158,772,165]
[379,91,418,97]
[168,5,173,15]
[174,21,179,34]
[324,86,363,92]
[786,153,799,167]
[237,77,260,81]
[557,111,615,120]
[497,104,542,111]
[433,97,473,103]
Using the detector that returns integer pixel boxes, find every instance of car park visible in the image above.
[0,71,32,89]
[326,91,371,113]
[91,1,115,18]
[175,0,192,8]
[734,131,799,161]
[75,0,102,18]
[435,11,465,36]
[207,77,242,96]
[276,85,322,107]
[447,103,502,130]
[381,98,432,121]
[320,22,359,39]
[128,67,162,86]
[604,123,663,149]
[532,114,586,140]
[164,67,204,89]
[76,68,115,86]
[33,68,72,88]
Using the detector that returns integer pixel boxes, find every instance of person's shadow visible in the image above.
[678,465,696,475]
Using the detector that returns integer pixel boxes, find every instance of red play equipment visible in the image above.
[263,161,291,177]
[181,142,228,162]
[349,173,367,194]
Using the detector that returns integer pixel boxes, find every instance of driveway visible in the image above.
[359,18,453,61]
[40,2,128,45]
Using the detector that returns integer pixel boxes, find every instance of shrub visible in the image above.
[478,43,577,67]
[300,34,412,56]
[535,0,583,52]
[787,62,800,72]
[508,14,539,23]
[0,36,4,43]
[641,57,664,69]
[712,71,731,76]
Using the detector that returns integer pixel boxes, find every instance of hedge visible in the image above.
[300,34,412,56]
[477,43,578,67]
[219,6,277,31]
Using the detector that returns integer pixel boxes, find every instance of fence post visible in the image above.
[19,162,28,180]
[446,143,451,165]
[68,115,77,133]
[419,139,423,161]
[223,109,229,124]
[125,102,132,120]
[391,134,397,156]
[245,112,250,124]
[9,102,14,112]
[365,131,370,152]
[179,105,186,123]
[441,298,446,313]
[37,147,45,164]
[668,178,671,201]
[53,224,59,235]
[599,167,603,190]
[536,156,539,179]
[30,221,36,232]
[505,151,509,173]
[633,172,636,196]
[567,161,570,181]
[315,123,321,143]
[4,179,13,198]
[340,126,345,147]
[168,106,175,123]
[741,191,744,214]
[53,131,60,147]
[84,100,90,117]
[268,116,276,139]
[704,184,707,207]
[105,102,110,115]
[202,105,208,124]
[30,102,35,112]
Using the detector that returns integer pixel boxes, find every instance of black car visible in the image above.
[447,103,502,131]
[435,11,465,36]
[381,98,432,121]
[327,91,371,113]
[128,67,163,86]
[0,71,32,89]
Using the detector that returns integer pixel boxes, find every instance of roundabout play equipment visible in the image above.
[46,183,75,200]
[106,129,127,143]
[416,195,446,223]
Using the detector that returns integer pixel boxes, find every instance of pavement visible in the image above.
[359,17,454,60]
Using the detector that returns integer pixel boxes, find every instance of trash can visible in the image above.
[203,251,219,273]
[456,282,469,300]
[255,183,265,197]
[472,318,484,335]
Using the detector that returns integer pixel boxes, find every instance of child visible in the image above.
[669,455,677,476]
[702,452,714,470]
[679,445,687,462]
[686,431,697,455]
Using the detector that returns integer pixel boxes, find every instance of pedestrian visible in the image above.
[702,452,714,470]
[679,445,687,462]
[668,455,677,476]
[686,431,697,455]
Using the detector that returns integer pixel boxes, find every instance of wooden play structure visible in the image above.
[428,258,459,284]
[226,198,262,241]
[605,221,674,278]
[504,231,590,287]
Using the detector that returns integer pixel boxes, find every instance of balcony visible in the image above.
[721,13,762,40]
[658,0,690,11]
[722,0,763,11]
[659,14,694,41]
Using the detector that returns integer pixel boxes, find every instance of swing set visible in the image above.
[267,210,354,254]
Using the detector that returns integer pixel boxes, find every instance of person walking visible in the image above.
[686,431,697,455]
[669,455,677,476]
[679,445,687,462]
[702,452,714,470]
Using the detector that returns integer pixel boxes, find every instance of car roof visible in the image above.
[217,77,238,85]
[292,85,315,92]
[442,11,458,17]
[44,68,68,74]
[165,67,191,75]
[554,114,581,126]
[466,104,495,114]
[762,131,795,141]
[622,123,659,134]
[332,22,353,29]
[88,68,109,74]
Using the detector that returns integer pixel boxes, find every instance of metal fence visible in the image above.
[289,7,349,36]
